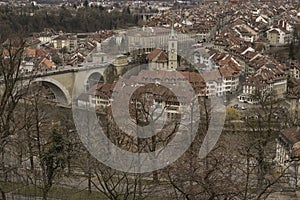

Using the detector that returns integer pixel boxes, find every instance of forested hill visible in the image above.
[0,5,140,41]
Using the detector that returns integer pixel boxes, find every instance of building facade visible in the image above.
[275,127,300,188]
[239,65,287,104]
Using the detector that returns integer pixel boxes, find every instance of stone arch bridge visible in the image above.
[14,63,110,105]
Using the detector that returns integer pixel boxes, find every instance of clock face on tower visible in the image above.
[171,49,175,53]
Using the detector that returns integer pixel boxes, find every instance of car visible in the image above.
[247,114,258,119]
[280,188,296,193]
[232,104,239,109]
[240,106,247,110]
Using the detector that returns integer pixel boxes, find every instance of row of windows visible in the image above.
[167,112,179,119]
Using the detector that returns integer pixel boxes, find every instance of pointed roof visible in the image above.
[171,15,175,36]
[146,48,168,63]
[169,15,177,39]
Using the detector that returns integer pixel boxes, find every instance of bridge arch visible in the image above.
[33,77,72,105]
[85,71,104,91]
[84,69,105,91]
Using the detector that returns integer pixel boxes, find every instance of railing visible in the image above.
[0,63,109,83]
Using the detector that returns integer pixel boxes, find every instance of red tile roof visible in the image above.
[146,48,168,63]
[219,65,240,78]
[244,64,287,86]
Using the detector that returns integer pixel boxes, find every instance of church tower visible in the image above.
[168,17,178,70]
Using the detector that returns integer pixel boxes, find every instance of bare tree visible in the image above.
[92,162,151,200]
[12,85,69,200]
[224,89,289,200]
[0,38,28,200]
[164,88,290,200]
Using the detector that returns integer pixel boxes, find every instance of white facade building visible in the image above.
[275,127,300,188]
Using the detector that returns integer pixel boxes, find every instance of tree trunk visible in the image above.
[0,188,6,200]
[88,170,92,194]
[42,186,50,200]
[151,135,159,182]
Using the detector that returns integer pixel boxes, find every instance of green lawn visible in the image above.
[0,182,106,199]
[0,181,164,199]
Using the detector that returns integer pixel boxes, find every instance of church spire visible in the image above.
[168,14,177,70]
[171,15,175,37]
